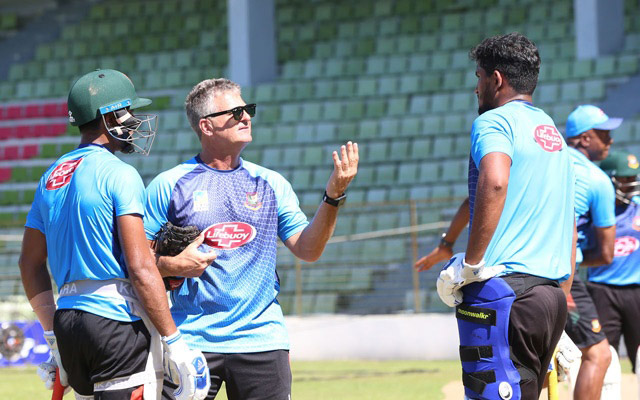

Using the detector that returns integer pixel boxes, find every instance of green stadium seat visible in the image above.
[440,160,467,181]
[322,100,343,121]
[397,162,420,184]
[348,267,373,291]
[419,161,439,183]
[314,293,338,313]
[301,146,323,167]
[291,169,312,190]
[399,117,421,137]
[314,80,336,99]
[366,188,387,203]
[389,140,410,160]
[335,79,357,98]
[560,81,581,102]
[343,101,365,120]
[387,97,408,116]
[410,138,432,159]
[422,115,443,135]
[618,55,639,75]
[583,79,605,100]
[301,103,322,122]
[375,164,396,185]
[366,141,388,162]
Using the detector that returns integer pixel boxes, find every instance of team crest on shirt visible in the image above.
[632,216,640,231]
[628,154,639,169]
[613,236,640,257]
[193,190,209,212]
[45,158,83,190]
[591,319,602,333]
[244,192,262,211]
[533,125,563,152]
[203,222,256,249]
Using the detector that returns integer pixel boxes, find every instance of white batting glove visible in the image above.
[162,331,210,400]
[436,253,505,307]
[37,330,69,392]
[555,331,581,382]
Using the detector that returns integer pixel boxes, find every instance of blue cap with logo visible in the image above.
[565,105,623,138]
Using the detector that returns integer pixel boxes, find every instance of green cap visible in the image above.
[67,69,151,126]
[600,151,640,177]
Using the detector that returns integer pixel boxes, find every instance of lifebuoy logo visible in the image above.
[203,222,256,249]
[533,125,563,152]
[614,236,640,257]
[46,158,83,190]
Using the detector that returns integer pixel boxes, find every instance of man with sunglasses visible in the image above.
[563,104,622,399]
[144,78,359,400]
[19,69,209,400]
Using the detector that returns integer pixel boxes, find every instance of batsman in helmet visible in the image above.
[19,69,209,400]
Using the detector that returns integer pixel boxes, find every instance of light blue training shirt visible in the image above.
[468,100,575,281]
[144,156,309,353]
[25,144,146,322]
[568,147,616,264]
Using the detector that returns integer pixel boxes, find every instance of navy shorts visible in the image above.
[588,281,640,372]
[54,309,150,398]
[564,274,607,348]
[162,350,291,400]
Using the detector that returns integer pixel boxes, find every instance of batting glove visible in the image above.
[555,331,581,382]
[37,330,69,392]
[436,253,505,307]
[162,331,210,400]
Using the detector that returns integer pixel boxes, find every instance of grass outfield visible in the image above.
[0,360,461,400]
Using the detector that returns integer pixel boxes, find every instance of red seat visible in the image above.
[2,146,19,160]
[50,123,67,136]
[24,104,40,118]
[23,144,39,159]
[6,105,22,119]
[0,168,11,182]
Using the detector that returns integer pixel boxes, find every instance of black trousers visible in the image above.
[507,281,567,399]
[54,309,150,398]
[163,349,291,400]
[588,281,640,372]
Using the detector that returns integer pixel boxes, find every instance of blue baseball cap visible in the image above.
[565,105,623,138]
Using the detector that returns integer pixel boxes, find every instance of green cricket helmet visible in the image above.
[600,150,640,204]
[67,69,157,155]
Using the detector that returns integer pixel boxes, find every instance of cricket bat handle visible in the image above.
[52,368,66,400]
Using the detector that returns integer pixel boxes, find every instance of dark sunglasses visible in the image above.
[203,104,256,121]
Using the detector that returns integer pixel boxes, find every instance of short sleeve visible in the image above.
[109,164,145,217]
[470,112,514,167]
[25,186,45,233]
[143,173,173,240]
[590,174,616,228]
[272,175,309,241]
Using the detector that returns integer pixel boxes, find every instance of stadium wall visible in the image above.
[286,313,459,361]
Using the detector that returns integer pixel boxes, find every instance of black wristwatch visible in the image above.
[323,191,347,207]
[439,233,454,248]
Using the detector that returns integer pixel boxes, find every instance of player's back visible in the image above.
[469,101,575,281]
[27,144,145,290]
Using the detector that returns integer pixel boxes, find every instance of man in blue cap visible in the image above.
[564,104,623,399]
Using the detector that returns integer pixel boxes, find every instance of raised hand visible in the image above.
[325,141,359,198]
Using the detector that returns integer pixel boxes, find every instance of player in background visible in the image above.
[143,78,358,400]
[435,33,576,400]
[18,69,209,400]
[564,104,622,400]
[588,150,640,377]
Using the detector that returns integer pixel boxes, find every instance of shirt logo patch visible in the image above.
[628,154,639,169]
[591,319,602,333]
[613,236,640,257]
[203,222,256,250]
[45,158,83,190]
[244,192,262,211]
[632,217,640,231]
[193,191,209,212]
[533,125,563,152]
